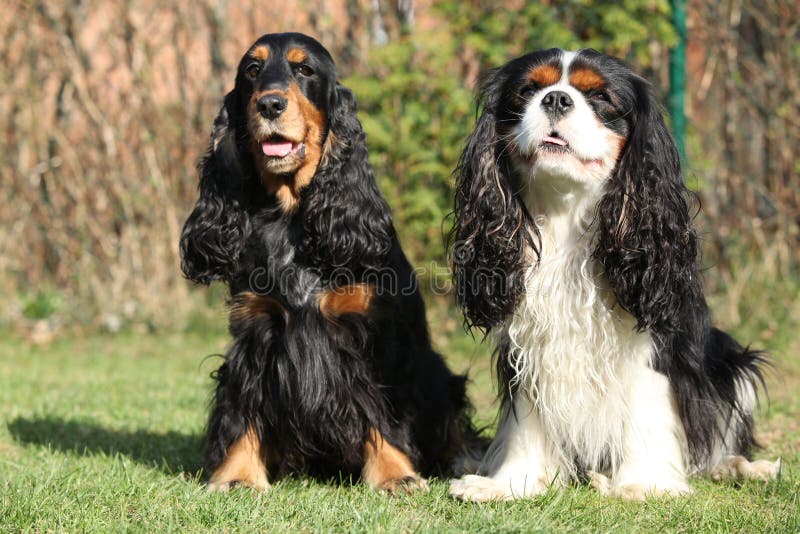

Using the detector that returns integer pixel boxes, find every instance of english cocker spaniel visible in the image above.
[180,32,479,493]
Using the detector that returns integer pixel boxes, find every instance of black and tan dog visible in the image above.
[180,33,479,493]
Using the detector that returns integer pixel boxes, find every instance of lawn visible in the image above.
[1,311,798,532]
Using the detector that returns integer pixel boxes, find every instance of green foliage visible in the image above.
[347,0,678,284]
[438,0,676,65]
[22,289,63,320]
[347,33,474,278]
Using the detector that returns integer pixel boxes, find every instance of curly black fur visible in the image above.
[447,68,537,331]
[180,33,480,483]
[298,83,394,279]
[588,63,767,465]
[592,72,700,335]
[179,99,252,285]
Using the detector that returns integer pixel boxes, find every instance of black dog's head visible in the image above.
[180,33,393,285]
[450,49,699,334]
[227,33,336,208]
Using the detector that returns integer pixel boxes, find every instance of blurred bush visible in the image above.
[348,0,676,281]
[1,1,796,340]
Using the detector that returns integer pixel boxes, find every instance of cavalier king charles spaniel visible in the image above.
[180,33,480,493]
[447,49,780,501]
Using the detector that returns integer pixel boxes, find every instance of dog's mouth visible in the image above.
[523,131,604,172]
[540,132,569,152]
[260,135,306,159]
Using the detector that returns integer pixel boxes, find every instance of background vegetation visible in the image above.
[2,0,797,339]
[1,1,798,531]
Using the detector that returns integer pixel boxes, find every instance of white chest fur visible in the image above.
[505,176,654,474]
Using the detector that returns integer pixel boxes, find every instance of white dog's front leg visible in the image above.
[589,367,692,501]
[450,396,562,501]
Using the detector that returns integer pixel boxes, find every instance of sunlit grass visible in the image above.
[1,303,798,532]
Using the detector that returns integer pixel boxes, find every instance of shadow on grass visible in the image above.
[8,416,204,477]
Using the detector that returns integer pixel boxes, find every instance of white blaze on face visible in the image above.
[513,51,621,183]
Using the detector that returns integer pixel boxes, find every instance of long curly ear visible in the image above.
[299,83,394,277]
[593,78,701,335]
[180,93,251,284]
[447,71,536,331]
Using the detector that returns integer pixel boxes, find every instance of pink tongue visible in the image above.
[262,141,293,157]
[543,135,567,146]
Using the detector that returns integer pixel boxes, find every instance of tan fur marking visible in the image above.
[248,83,326,213]
[208,426,270,491]
[230,292,288,324]
[275,83,326,211]
[569,68,606,92]
[609,132,627,162]
[251,45,270,61]
[362,429,426,494]
[318,284,375,321]
[527,64,561,88]
[286,48,308,63]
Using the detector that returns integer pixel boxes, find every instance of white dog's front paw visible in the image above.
[449,474,548,502]
[588,471,692,501]
[449,475,515,502]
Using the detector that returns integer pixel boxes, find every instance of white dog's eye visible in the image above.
[587,90,610,103]
[520,85,538,99]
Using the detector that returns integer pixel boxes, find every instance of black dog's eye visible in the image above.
[245,63,261,80]
[294,64,315,77]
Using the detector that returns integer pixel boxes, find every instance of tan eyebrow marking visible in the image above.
[251,45,270,61]
[569,68,606,92]
[527,64,561,87]
[287,48,308,63]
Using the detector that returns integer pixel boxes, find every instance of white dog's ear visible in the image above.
[593,75,700,336]
[448,68,537,331]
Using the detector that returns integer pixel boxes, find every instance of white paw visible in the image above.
[449,474,548,502]
[588,471,692,501]
[711,455,782,482]
[587,471,612,494]
[449,475,514,502]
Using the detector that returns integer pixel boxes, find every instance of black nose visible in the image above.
[541,90,574,117]
[257,94,288,119]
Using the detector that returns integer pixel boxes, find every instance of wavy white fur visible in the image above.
[449,168,692,500]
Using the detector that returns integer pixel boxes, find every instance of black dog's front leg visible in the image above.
[205,360,270,491]
[204,293,290,490]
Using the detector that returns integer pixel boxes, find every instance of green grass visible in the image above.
[1,323,798,532]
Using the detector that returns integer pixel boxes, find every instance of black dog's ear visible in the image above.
[593,77,701,335]
[299,83,394,277]
[448,70,536,332]
[179,93,251,284]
